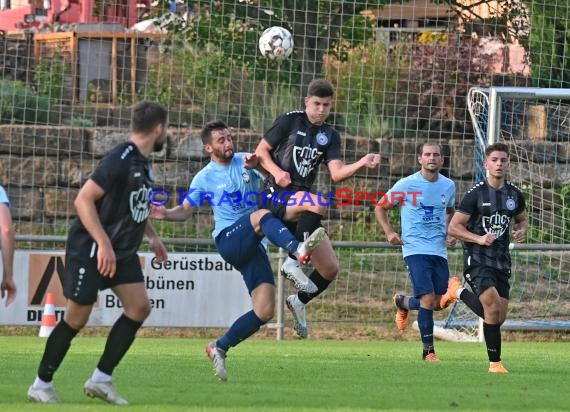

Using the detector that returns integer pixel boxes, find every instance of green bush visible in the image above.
[34,57,65,102]
[141,41,231,109]
[245,82,300,132]
[0,79,52,124]
[525,1,570,88]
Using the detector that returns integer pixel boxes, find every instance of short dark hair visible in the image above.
[307,79,334,98]
[131,101,168,134]
[417,142,443,156]
[485,142,509,157]
[201,120,228,145]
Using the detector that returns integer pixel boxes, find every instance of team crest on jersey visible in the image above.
[130,184,151,223]
[242,171,250,183]
[506,198,516,210]
[482,211,510,239]
[316,132,328,146]
[440,194,446,206]
[293,146,322,178]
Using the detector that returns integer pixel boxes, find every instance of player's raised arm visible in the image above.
[327,154,381,183]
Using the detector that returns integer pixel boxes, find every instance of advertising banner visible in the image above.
[0,251,251,327]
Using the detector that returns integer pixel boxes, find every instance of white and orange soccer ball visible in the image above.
[258,26,293,61]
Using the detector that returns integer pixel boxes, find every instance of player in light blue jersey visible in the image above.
[150,120,325,381]
[0,185,15,307]
[375,143,460,361]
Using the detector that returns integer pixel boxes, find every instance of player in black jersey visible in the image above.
[448,142,528,373]
[28,101,169,404]
[255,79,381,338]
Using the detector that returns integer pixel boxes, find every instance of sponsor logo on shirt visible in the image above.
[293,146,322,178]
[419,202,441,222]
[482,212,510,239]
[130,184,151,223]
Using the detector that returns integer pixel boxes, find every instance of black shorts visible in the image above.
[63,253,144,305]
[257,186,295,220]
[463,265,511,300]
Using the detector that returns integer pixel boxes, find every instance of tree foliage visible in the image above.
[397,32,496,139]
[438,0,569,89]
[150,0,392,91]
[524,0,570,88]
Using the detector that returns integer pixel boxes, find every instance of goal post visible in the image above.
[487,87,570,145]
[441,86,570,342]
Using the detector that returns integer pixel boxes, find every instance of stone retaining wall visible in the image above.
[0,125,567,237]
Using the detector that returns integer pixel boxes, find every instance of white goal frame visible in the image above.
[444,86,570,342]
[481,87,570,145]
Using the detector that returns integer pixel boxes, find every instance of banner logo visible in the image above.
[28,254,65,306]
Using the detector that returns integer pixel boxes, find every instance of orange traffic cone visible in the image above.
[39,292,57,337]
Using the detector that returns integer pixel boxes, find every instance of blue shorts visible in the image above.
[215,214,274,294]
[403,254,450,298]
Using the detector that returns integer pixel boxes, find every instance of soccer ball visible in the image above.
[258,26,293,61]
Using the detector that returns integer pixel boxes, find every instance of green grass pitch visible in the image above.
[0,336,567,411]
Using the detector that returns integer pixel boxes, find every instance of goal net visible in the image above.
[443,86,570,341]
[2,2,570,338]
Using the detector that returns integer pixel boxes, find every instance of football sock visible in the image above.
[91,368,112,383]
[297,270,332,304]
[97,314,143,375]
[459,289,485,318]
[217,310,265,352]
[37,320,79,382]
[417,307,434,347]
[294,211,323,241]
[259,213,300,254]
[483,322,502,362]
[33,376,53,389]
[422,344,436,359]
[406,296,421,310]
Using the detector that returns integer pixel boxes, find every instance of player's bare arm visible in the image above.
[512,211,529,243]
[327,154,380,183]
[74,179,116,278]
[150,202,194,222]
[243,153,258,169]
[255,139,291,187]
[243,153,269,176]
[374,202,403,245]
[448,211,496,246]
[445,206,457,247]
[0,202,15,306]
[144,221,168,263]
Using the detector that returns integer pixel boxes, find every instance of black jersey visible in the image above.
[263,110,342,191]
[66,142,154,261]
[457,180,525,270]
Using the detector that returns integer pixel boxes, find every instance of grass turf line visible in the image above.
[0,337,567,411]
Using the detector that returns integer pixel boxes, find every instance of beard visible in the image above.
[212,147,234,162]
[153,137,166,152]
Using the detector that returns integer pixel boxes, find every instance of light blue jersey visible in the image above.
[184,153,264,238]
[0,185,10,206]
[387,171,455,258]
